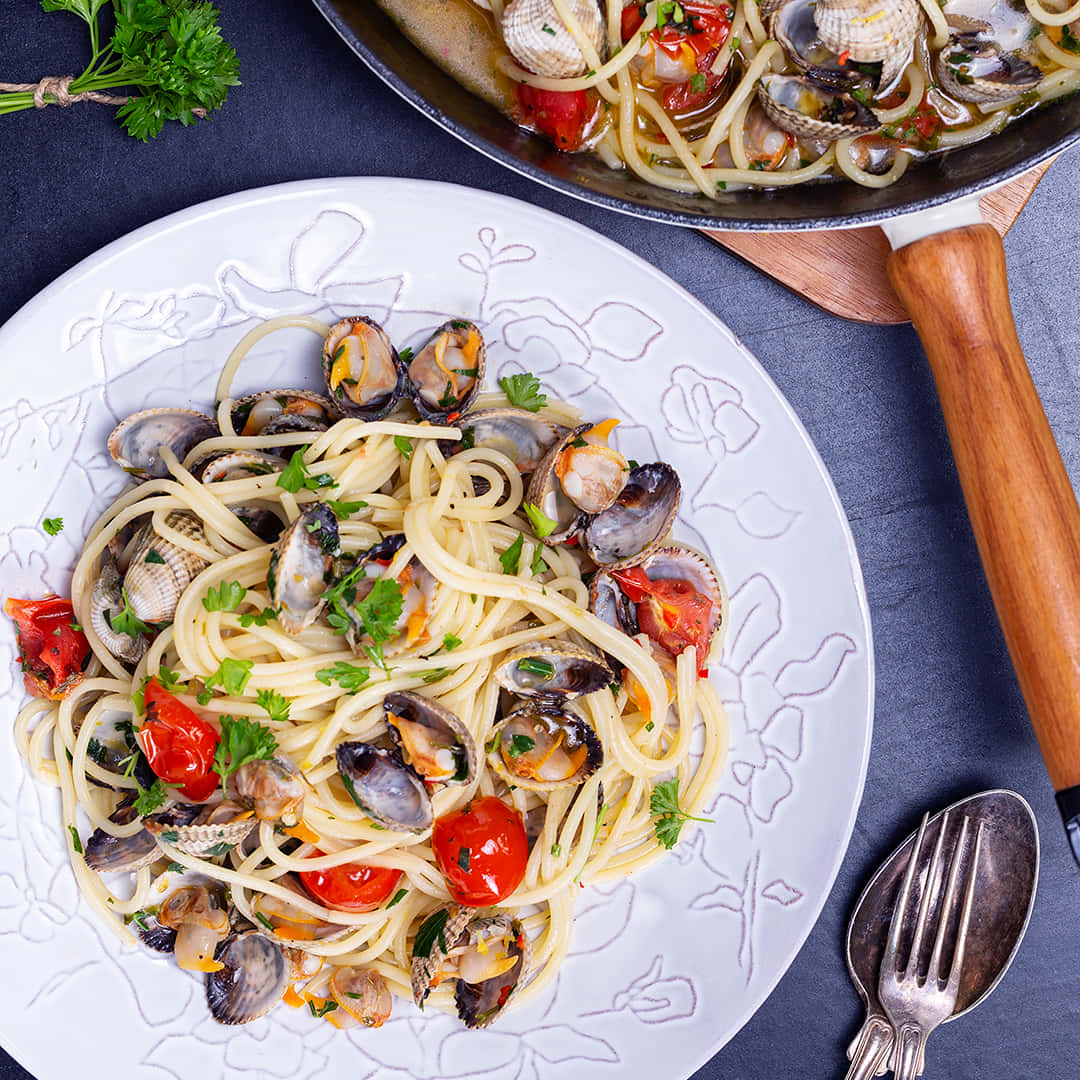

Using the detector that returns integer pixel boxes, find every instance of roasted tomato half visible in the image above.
[137,677,220,802]
[513,85,598,151]
[299,853,403,912]
[5,595,90,699]
[432,796,528,906]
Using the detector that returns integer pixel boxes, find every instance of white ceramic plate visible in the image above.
[0,178,872,1080]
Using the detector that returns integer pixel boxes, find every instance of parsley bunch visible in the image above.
[650,778,713,849]
[1,0,240,140]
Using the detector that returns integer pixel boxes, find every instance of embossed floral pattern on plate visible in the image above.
[0,179,873,1080]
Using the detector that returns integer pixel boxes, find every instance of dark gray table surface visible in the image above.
[2,2,1079,1077]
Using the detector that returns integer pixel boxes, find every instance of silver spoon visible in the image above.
[843,789,1039,1078]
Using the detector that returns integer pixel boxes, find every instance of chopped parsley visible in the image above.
[86,737,107,766]
[255,688,291,722]
[276,449,338,494]
[412,908,451,960]
[541,21,556,34]
[394,435,414,460]
[326,498,367,520]
[507,734,536,758]
[530,543,547,576]
[499,533,525,575]
[68,825,83,854]
[238,607,278,628]
[650,778,713,849]
[550,843,562,857]
[386,887,408,908]
[198,657,253,702]
[202,580,246,612]
[441,633,462,653]
[42,517,64,536]
[523,503,558,539]
[419,667,452,684]
[498,372,547,413]
[689,72,707,93]
[144,548,166,565]
[133,778,169,817]
[458,846,471,872]
[106,588,153,640]
[316,661,371,694]
[212,714,277,792]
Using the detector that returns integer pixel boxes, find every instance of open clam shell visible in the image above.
[384,691,478,785]
[455,915,530,1028]
[234,756,305,825]
[814,0,921,88]
[336,741,434,832]
[488,702,603,792]
[108,408,218,479]
[934,23,1042,105]
[123,510,211,624]
[84,799,164,873]
[89,551,148,665]
[197,450,285,484]
[408,319,486,421]
[142,867,231,971]
[524,424,593,545]
[230,390,338,437]
[323,317,406,420]
[581,462,681,568]
[145,800,257,856]
[493,640,613,700]
[206,931,288,1025]
[329,967,393,1028]
[411,905,474,1006]
[758,74,880,143]
[452,408,568,474]
[267,502,339,635]
[501,0,604,78]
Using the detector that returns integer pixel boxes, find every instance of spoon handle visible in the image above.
[844,1014,893,1080]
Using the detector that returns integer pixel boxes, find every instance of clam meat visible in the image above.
[233,756,305,825]
[267,502,339,635]
[230,390,338,437]
[489,702,603,792]
[327,967,393,1029]
[384,691,478,785]
[323,317,405,420]
[408,319,486,421]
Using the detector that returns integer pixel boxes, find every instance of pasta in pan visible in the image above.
[9,311,728,1031]
[376,0,1080,193]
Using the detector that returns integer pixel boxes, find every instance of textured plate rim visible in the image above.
[0,176,875,1080]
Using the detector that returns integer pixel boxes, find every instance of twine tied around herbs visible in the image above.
[0,75,129,108]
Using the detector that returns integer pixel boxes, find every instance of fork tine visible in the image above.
[927,815,971,984]
[883,813,929,973]
[904,810,950,981]
[945,820,984,995]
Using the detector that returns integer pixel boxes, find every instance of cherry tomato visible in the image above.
[623,2,733,63]
[876,92,943,149]
[432,796,528,906]
[513,85,597,151]
[299,853,403,912]
[611,566,714,674]
[137,678,220,801]
[5,596,90,700]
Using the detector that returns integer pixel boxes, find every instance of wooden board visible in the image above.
[702,160,1053,325]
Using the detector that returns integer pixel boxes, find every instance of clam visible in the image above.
[411,907,529,1028]
[90,511,210,663]
[549,423,629,516]
[489,702,603,792]
[935,17,1042,104]
[206,931,288,1025]
[581,462,681,568]
[230,390,338,437]
[452,408,568,474]
[523,427,602,545]
[232,506,286,544]
[145,800,257,856]
[758,74,880,142]
[813,0,922,88]
[84,799,162,873]
[384,691,478,785]
[501,0,604,78]
[594,544,727,665]
[408,319,486,421]
[108,408,218,479]
[267,503,339,635]
[336,742,434,832]
[328,967,393,1029]
[142,868,231,972]
[323,317,406,420]
[197,450,285,484]
[493,640,612,700]
[251,876,350,943]
[234,757,305,825]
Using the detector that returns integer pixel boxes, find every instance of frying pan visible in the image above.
[314,0,1080,860]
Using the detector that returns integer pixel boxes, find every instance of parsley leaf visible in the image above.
[276,450,337,494]
[507,734,535,758]
[394,435,414,460]
[412,908,450,960]
[202,657,254,698]
[255,688,290,722]
[650,778,713,850]
[419,667,452,684]
[68,825,83,854]
[689,72,707,93]
[203,580,246,612]
[238,607,277,628]
[107,588,153,639]
[530,543,547,576]
[315,661,371,694]
[499,533,524,575]
[144,548,166,564]
[350,578,404,644]
[326,499,367,520]
[523,503,559,539]
[133,778,169,817]
[42,517,64,536]
[441,633,462,653]
[498,372,547,412]
[386,887,408,908]
[212,714,277,791]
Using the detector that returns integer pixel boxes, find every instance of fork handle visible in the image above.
[844,1015,893,1080]
[892,1022,927,1080]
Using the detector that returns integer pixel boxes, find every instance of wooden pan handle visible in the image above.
[888,223,1080,795]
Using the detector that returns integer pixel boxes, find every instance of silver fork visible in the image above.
[878,811,984,1080]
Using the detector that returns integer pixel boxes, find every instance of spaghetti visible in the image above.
[11,313,729,1031]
